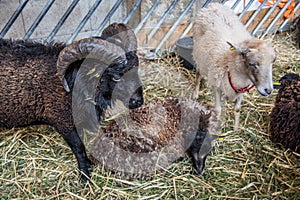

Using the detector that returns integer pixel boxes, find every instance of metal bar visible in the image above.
[203,0,213,8]
[221,0,228,4]
[279,2,300,31]
[23,0,55,40]
[155,0,196,53]
[252,0,282,36]
[245,0,269,29]
[0,0,29,38]
[262,0,294,37]
[67,0,102,44]
[46,0,80,42]
[255,23,293,35]
[231,0,242,10]
[146,0,179,43]
[123,0,143,24]
[93,0,123,36]
[134,0,161,34]
[238,0,256,19]
[180,22,193,38]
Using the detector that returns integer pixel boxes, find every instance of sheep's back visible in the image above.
[0,39,70,128]
[193,3,252,75]
[90,97,219,180]
[194,3,251,46]
[269,81,300,153]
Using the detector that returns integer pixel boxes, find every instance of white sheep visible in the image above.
[192,3,276,131]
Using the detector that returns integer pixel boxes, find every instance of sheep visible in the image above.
[269,73,300,153]
[90,97,221,180]
[192,3,276,131]
[0,23,144,181]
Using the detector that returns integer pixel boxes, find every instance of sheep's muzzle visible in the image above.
[128,86,144,109]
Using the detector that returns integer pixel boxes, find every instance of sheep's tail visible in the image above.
[101,23,137,53]
[56,38,126,92]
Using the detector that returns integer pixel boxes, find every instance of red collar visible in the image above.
[227,71,255,94]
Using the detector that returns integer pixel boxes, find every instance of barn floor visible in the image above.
[0,32,299,199]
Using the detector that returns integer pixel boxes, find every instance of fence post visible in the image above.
[125,0,141,29]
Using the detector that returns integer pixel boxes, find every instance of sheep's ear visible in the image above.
[227,41,249,57]
[227,41,239,51]
[63,61,82,91]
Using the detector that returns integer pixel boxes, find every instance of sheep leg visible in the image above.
[213,89,223,131]
[188,144,206,175]
[234,96,243,132]
[62,128,92,181]
[191,152,207,175]
[214,89,222,116]
[193,69,201,99]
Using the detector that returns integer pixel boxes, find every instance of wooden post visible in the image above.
[125,0,141,29]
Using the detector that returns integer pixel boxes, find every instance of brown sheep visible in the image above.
[269,73,300,153]
[90,97,220,180]
[0,23,144,181]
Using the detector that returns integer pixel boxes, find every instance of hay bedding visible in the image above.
[90,97,218,180]
[0,33,300,199]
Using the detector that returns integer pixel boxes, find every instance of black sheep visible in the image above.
[269,73,300,153]
[0,23,144,181]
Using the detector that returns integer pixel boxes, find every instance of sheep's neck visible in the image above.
[227,71,255,94]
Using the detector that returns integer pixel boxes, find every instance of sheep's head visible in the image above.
[227,39,276,97]
[56,24,143,118]
[187,129,220,175]
[95,56,143,110]
[278,73,300,89]
[100,23,143,110]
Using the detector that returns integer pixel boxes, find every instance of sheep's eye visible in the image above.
[121,60,128,65]
[249,62,258,69]
[112,75,121,82]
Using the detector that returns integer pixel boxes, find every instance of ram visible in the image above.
[0,23,144,181]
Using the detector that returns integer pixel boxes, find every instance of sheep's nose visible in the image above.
[128,86,144,109]
[129,98,143,109]
[264,88,273,95]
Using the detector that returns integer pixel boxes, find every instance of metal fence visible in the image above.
[0,0,299,52]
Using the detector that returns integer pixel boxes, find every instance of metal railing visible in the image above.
[0,0,298,51]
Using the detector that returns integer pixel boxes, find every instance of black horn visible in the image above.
[56,38,126,92]
[101,23,137,53]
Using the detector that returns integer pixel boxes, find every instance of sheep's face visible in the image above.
[244,44,276,97]
[230,40,276,97]
[109,65,144,109]
[187,129,220,175]
[103,55,144,110]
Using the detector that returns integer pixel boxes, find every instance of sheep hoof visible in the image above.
[192,92,199,100]
[80,172,90,182]
[79,159,93,182]
[192,168,205,177]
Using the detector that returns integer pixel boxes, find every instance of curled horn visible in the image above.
[57,38,126,92]
[101,23,137,52]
